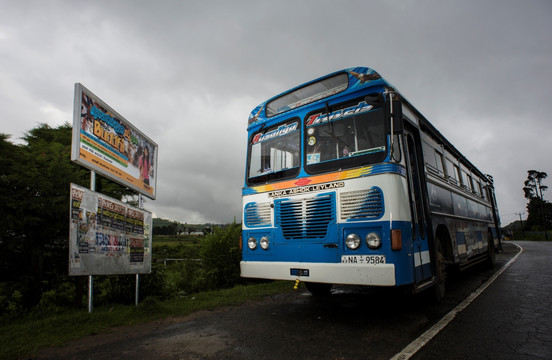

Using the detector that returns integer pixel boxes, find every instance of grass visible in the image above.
[0,281,295,360]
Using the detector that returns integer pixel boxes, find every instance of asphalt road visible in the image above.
[409,240,552,360]
[32,241,548,360]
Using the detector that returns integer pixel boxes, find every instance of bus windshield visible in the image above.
[247,120,300,184]
[305,104,386,173]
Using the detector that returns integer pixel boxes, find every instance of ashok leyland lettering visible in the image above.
[240,67,500,298]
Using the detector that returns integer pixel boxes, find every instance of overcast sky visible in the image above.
[1,0,551,226]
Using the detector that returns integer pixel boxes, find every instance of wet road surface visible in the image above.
[32,241,545,360]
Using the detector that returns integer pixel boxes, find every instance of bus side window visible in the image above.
[461,168,473,192]
[477,181,484,198]
[473,177,482,197]
[422,141,445,178]
[466,174,474,193]
[435,151,445,177]
[422,141,437,172]
[445,158,460,185]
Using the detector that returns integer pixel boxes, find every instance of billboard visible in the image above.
[71,83,158,199]
[69,183,152,276]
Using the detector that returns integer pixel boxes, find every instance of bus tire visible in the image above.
[486,231,496,268]
[305,282,333,296]
[432,240,446,302]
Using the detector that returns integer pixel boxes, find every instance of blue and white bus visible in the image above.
[240,67,501,298]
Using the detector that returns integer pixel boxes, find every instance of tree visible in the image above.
[0,124,133,311]
[523,170,551,233]
[523,170,548,200]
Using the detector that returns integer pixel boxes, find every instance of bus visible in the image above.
[240,67,501,299]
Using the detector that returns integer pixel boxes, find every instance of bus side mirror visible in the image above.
[365,93,383,106]
[391,99,403,134]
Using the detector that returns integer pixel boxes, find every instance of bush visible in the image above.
[162,260,204,296]
[199,223,242,290]
[38,282,75,310]
[0,285,24,316]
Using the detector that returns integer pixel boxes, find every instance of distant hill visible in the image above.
[152,218,176,227]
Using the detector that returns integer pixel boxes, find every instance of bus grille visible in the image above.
[340,187,384,220]
[275,193,335,239]
[244,202,272,227]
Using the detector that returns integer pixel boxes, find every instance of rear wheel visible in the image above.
[486,231,496,268]
[305,282,333,296]
[432,239,446,302]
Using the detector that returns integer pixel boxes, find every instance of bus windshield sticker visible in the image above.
[307,153,320,164]
[252,122,298,144]
[306,101,373,127]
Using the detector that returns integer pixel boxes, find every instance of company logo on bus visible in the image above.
[306,101,373,127]
[252,122,298,144]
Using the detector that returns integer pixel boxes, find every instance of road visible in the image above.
[409,240,552,360]
[32,241,550,360]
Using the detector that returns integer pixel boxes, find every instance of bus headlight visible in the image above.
[260,236,269,250]
[248,237,257,250]
[366,232,381,249]
[345,233,361,250]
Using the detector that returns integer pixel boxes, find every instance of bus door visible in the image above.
[404,127,432,283]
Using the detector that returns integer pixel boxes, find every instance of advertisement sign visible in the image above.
[71,83,158,199]
[69,183,152,276]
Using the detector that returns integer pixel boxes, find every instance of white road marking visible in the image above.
[389,243,524,360]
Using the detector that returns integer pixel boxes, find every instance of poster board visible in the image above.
[69,183,152,276]
[71,83,158,199]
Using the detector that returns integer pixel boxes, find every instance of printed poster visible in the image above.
[69,183,152,276]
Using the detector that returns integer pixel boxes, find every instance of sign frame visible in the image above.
[71,83,158,199]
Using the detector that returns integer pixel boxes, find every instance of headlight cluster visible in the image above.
[247,236,270,250]
[345,232,381,250]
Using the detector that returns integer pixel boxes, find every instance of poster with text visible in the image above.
[71,83,158,199]
[69,183,152,276]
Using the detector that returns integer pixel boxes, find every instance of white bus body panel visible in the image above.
[240,261,396,286]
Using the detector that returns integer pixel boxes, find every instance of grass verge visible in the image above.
[0,281,295,360]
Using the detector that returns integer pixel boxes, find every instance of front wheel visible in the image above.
[305,282,333,296]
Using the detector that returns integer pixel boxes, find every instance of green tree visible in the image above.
[0,124,132,311]
[523,170,551,232]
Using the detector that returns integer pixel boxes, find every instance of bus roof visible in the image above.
[247,67,396,130]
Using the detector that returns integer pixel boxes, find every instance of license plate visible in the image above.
[341,255,386,265]
[290,268,310,277]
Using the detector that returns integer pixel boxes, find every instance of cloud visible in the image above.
[1,0,551,225]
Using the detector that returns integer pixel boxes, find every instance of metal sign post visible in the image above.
[88,170,96,313]
[135,273,140,306]
[135,193,144,306]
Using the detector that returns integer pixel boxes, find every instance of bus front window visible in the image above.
[247,120,300,185]
[305,105,386,173]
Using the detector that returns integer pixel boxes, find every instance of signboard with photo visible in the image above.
[71,83,158,199]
